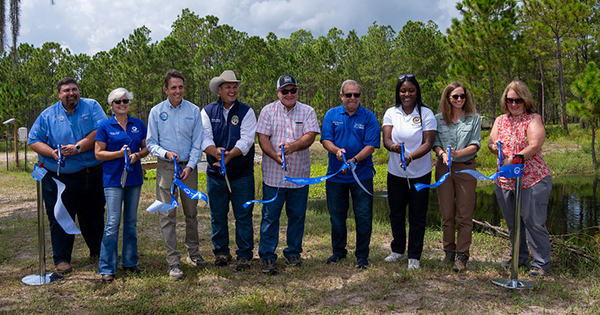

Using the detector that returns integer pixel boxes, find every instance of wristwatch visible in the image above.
[75,144,81,154]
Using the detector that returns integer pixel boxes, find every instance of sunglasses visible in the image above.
[280,88,298,95]
[397,73,415,81]
[506,98,524,105]
[113,99,130,104]
[344,93,361,98]
[451,94,466,100]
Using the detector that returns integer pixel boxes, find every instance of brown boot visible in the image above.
[56,262,72,275]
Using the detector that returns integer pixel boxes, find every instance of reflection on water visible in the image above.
[308,176,600,235]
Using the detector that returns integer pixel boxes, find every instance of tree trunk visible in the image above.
[593,123,597,169]
[538,55,546,122]
[556,34,569,133]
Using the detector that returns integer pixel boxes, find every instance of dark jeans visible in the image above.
[42,167,106,265]
[259,184,309,261]
[207,174,255,260]
[326,179,373,259]
[387,172,431,260]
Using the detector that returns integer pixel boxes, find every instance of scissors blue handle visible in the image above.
[497,140,502,168]
[447,145,452,173]
[281,144,287,171]
[400,142,407,171]
[219,150,226,176]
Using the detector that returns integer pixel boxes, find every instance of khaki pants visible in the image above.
[435,158,477,257]
[156,159,200,267]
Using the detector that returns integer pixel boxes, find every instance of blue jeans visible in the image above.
[42,168,105,265]
[207,174,254,260]
[98,185,142,275]
[326,179,373,259]
[259,183,309,261]
[387,172,430,260]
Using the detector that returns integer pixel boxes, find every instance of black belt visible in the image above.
[73,164,103,174]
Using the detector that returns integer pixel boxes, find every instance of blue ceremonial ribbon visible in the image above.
[243,159,352,208]
[146,158,208,212]
[343,152,387,198]
[457,164,523,180]
[31,164,47,181]
[52,178,81,234]
[399,142,407,171]
[281,144,287,172]
[414,145,452,192]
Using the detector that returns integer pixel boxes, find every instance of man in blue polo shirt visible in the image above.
[28,77,108,275]
[321,79,380,269]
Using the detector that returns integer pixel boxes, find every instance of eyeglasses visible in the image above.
[451,94,466,100]
[280,88,298,95]
[343,93,361,99]
[398,73,415,81]
[113,99,130,104]
[506,98,524,105]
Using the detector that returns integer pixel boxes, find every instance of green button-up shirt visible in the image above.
[433,112,481,163]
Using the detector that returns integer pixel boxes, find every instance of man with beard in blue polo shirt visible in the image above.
[28,77,108,275]
[321,79,380,269]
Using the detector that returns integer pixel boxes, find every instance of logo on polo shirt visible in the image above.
[160,112,168,121]
[332,121,343,126]
[231,115,239,125]
[57,115,66,122]
[131,126,139,133]
[354,123,365,130]
[109,131,120,136]
[412,117,421,125]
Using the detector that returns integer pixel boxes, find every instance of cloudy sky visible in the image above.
[18,0,461,56]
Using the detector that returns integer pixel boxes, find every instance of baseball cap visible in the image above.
[277,75,297,89]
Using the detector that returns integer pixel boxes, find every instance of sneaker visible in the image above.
[101,274,115,282]
[384,252,406,262]
[285,256,303,267]
[187,254,208,267]
[236,259,251,271]
[168,265,184,280]
[326,254,346,264]
[453,253,468,272]
[501,258,528,269]
[528,267,549,277]
[214,254,233,266]
[56,262,72,275]
[261,259,277,275]
[442,251,456,266]
[408,258,420,270]
[355,257,369,269]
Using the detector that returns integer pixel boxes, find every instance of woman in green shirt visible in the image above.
[433,82,481,272]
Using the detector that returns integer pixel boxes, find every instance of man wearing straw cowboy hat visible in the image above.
[201,70,257,271]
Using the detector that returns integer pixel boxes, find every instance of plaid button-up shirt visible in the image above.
[256,100,320,188]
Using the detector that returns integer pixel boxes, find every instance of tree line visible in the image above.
[0,0,598,134]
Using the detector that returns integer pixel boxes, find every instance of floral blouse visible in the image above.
[495,113,551,190]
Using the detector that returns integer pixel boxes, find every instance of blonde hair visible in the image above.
[500,81,535,115]
[107,88,134,105]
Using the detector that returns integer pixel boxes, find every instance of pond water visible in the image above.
[308,176,600,236]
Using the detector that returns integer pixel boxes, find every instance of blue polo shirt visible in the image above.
[95,115,147,187]
[321,104,380,183]
[28,98,107,173]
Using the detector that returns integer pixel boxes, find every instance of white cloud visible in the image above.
[17,0,460,55]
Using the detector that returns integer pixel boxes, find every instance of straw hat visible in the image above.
[209,70,242,94]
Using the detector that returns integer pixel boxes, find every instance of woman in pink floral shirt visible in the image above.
[488,81,552,277]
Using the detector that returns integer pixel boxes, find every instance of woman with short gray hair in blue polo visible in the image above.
[433,82,481,272]
[95,88,149,282]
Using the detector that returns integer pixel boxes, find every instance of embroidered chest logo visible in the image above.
[231,115,239,126]
[131,126,140,133]
[412,117,421,125]
[57,115,66,122]
[159,112,168,121]
[354,123,365,130]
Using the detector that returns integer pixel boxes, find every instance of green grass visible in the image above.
[1,124,600,314]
